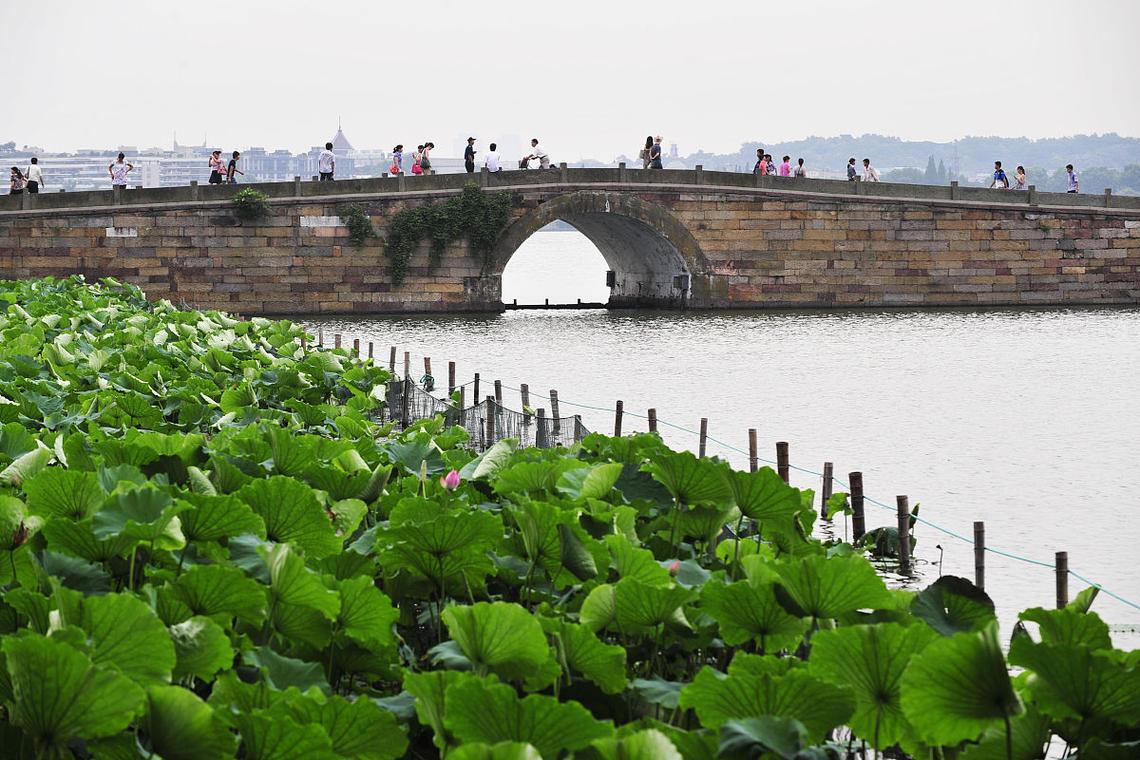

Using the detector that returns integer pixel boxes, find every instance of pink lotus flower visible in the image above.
[668,560,681,576]
[440,469,461,490]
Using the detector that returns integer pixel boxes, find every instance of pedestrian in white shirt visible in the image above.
[25,157,44,193]
[862,158,880,182]
[526,138,549,169]
[484,143,502,172]
[318,142,335,181]
[108,153,134,188]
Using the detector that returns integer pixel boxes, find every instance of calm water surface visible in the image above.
[309,231,1140,640]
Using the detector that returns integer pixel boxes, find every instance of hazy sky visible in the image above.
[3,0,1138,159]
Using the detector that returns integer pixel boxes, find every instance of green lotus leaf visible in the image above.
[40,549,111,593]
[0,496,40,551]
[593,728,683,760]
[773,553,893,620]
[23,468,106,520]
[263,543,339,643]
[244,645,331,695]
[442,601,558,689]
[959,709,1052,760]
[267,426,319,477]
[449,742,542,760]
[910,575,997,636]
[305,462,372,501]
[726,652,802,678]
[82,592,177,684]
[900,623,1021,746]
[382,435,445,476]
[144,684,237,760]
[1007,636,1140,727]
[725,466,801,525]
[494,460,580,496]
[700,577,807,652]
[717,716,810,760]
[170,616,234,680]
[643,450,732,507]
[604,534,671,587]
[1017,606,1112,650]
[809,622,937,748]
[0,446,53,488]
[278,691,409,760]
[91,486,187,548]
[336,575,398,652]
[377,508,501,594]
[580,582,616,632]
[558,523,600,581]
[41,516,134,562]
[632,721,719,760]
[2,633,145,753]
[234,711,337,760]
[614,577,696,632]
[545,618,628,694]
[168,563,267,625]
[0,421,36,461]
[630,677,684,709]
[678,665,855,739]
[443,676,613,758]
[404,669,473,753]
[557,462,624,501]
[458,438,516,481]
[177,491,266,543]
[238,476,341,558]
[329,498,366,536]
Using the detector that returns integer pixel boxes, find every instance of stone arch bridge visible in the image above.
[1,167,1138,313]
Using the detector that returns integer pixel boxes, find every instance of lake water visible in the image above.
[308,230,1140,641]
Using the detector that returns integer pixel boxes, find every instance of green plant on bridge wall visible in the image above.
[384,182,511,284]
[341,204,376,247]
[231,188,270,221]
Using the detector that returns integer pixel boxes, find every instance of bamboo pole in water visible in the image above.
[850,471,866,542]
[614,400,623,436]
[820,462,834,519]
[897,495,911,571]
[776,442,790,483]
[748,429,758,472]
[699,418,708,457]
[973,522,985,590]
[1056,552,1069,608]
[647,408,657,433]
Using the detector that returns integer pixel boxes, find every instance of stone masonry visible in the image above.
[0,168,1137,313]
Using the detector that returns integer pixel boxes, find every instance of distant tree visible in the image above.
[882,168,927,184]
[937,160,948,183]
[0,141,15,153]
[924,156,938,182]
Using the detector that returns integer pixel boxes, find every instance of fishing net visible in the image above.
[383,379,589,449]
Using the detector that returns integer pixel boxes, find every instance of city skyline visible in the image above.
[3,0,1138,161]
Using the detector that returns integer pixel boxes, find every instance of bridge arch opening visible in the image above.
[489,191,710,309]
[501,223,610,306]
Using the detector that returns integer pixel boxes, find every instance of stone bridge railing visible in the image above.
[3,166,1138,218]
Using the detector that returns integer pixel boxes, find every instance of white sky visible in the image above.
[3,0,1138,159]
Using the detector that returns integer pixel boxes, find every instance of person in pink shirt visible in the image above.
[779,155,792,177]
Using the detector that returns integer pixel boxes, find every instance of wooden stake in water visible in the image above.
[614,400,624,436]
[459,386,465,411]
[748,429,758,473]
[648,408,657,433]
[550,390,561,440]
[776,441,790,483]
[448,362,456,394]
[1055,551,1069,608]
[485,396,496,448]
[849,471,866,542]
[334,334,342,349]
[820,462,834,519]
[389,345,397,372]
[403,352,410,380]
[318,328,324,346]
[401,377,410,427]
[473,373,480,404]
[353,338,360,356]
[536,408,548,448]
[300,333,308,351]
[494,380,503,407]
[424,357,432,379]
[368,342,374,359]
[520,384,531,419]
[699,418,708,457]
[973,521,985,590]
[896,495,911,571]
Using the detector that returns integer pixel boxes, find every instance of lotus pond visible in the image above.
[0,277,1136,759]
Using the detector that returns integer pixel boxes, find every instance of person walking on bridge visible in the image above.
[753,148,764,174]
[649,136,663,169]
[318,142,336,181]
[420,142,434,174]
[208,150,225,185]
[389,145,403,175]
[641,136,654,169]
[862,158,880,182]
[109,153,134,189]
[779,156,792,177]
[9,167,26,195]
[226,151,244,184]
[411,145,424,175]
[1013,165,1026,190]
[464,138,476,173]
[847,157,858,181]
[1065,164,1079,193]
[989,161,1009,189]
[794,157,806,178]
[25,157,44,193]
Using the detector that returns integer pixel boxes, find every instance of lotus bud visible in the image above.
[440,469,461,491]
[668,560,681,576]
